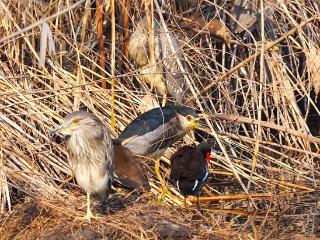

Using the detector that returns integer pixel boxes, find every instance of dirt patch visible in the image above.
[0,196,233,240]
[1,191,319,240]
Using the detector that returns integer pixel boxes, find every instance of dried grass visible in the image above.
[1,0,320,238]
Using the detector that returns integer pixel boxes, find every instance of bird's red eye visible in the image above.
[186,115,193,121]
[73,118,80,124]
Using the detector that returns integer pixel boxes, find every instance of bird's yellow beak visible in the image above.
[198,113,206,119]
[191,113,206,130]
[190,119,201,129]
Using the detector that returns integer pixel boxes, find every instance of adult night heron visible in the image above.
[128,17,188,103]
[117,105,201,158]
[48,111,114,222]
[170,142,211,209]
[116,105,202,185]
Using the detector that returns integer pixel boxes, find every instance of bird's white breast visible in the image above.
[66,130,113,196]
[73,162,110,194]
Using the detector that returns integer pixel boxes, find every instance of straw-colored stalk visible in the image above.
[96,0,106,89]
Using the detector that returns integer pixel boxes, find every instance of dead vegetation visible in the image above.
[1,0,320,239]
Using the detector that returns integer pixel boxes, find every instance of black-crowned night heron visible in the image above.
[117,105,201,158]
[113,140,150,190]
[48,111,114,222]
[170,142,211,209]
[116,105,202,188]
[128,17,188,104]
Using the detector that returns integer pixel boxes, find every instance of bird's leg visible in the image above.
[155,157,183,204]
[111,185,124,193]
[196,194,200,210]
[85,192,94,218]
[75,192,98,222]
[161,91,167,107]
[184,197,187,208]
[154,157,169,196]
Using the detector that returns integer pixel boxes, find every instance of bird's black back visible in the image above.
[170,144,209,196]
[117,105,199,157]
[118,106,184,141]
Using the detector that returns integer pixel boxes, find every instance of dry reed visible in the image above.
[1,0,320,238]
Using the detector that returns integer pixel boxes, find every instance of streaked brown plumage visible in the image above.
[128,17,188,103]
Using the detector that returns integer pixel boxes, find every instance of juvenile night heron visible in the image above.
[128,17,188,104]
[48,111,114,222]
[116,105,202,187]
[170,142,211,209]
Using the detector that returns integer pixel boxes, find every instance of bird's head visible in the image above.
[48,111,101,137]
[197,141,212,164]
[174,106,201,131]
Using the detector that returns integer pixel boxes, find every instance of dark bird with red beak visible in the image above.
[170,142,211,209]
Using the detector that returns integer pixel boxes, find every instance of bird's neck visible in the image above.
[66,131,110,167]
[176,114,192,132]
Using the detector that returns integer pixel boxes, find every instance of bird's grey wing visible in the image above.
[101,128,114,199]
[146,116,185,154]
[117,107,175,142]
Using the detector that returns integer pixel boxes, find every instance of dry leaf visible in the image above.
[305,45,320,94]
[137,94,160,114]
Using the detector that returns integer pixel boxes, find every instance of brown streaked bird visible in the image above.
[128,17,188,104]
[231,0,258,33]
[48,111,114,222]
[170,142,211,209]
[113,140,150,190]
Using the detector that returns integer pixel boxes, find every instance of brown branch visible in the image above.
[188,190,313,203]
[189,193,272,202]
[117,0,130,73]
[124,0,131,60]
[110,0,116,128]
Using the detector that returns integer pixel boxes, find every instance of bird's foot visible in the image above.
[159,185,169,197]
[74,211,99,223]
[157,188,168,203]
[111,186,124,193]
